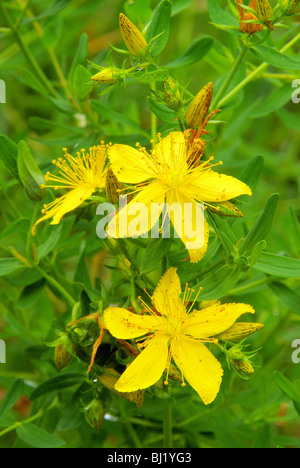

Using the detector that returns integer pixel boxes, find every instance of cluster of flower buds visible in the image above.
[163,77,182,112]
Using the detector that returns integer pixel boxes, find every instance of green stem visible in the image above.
[229,278,268,296]
[35,265,76,309]
[150,82,158,143]
[130,275,142,314]
[0,409,43,438]
[218,30,300,108]
[163,402,173,449]
[211,41,249,109]
[119,403,143,448]
[0,3,59,99]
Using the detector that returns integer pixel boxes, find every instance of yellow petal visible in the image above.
[166,190,208,263]
[115,334,170,392]
[154,132,188,172]
[103,307,166,339]
[188,170,252,202]
[32,184,95,235]
[152,267,182,317]
[108,144,156,184]
[106,182,166,238]
[182,303,255,339]
[172,336,223,405]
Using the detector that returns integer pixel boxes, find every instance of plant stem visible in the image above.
[218,30,300,108]
[150,82,158,143]
[119,403,143,448]
[163,402,173,448]
[0,409,43,438]
[211,41,249,109]
[35,265,76,309]
[0,3,60,99]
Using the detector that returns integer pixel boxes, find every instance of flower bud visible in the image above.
[231,359,255,375]
[256,0,273,23]
[92,68,118,84]
[236,0,264,34]
[106,168,123,204]
[163,77,181,110]
[99,369,144,408]
[119,13,148,56]
[185,82,213,129]
[281,0,299,14]
[84,399,104,431]
[55,343,72,370]
[217,322,264,342]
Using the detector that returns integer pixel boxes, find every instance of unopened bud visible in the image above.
[119,13,148,56]
[106,168,123,204]
[218,322,264,342]
[185,82,213,129]
[281,0,299,14]
[55,343,72,370]
[92,68,118,84]
[256,0,273,23]
[231,359,254,375]
[99,369,144,408]
[163,77,181,110]
[84,399,104,431]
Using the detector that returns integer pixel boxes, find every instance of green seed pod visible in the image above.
[84,399,105,431]
[55,343,72,370]
[231,359,255,375]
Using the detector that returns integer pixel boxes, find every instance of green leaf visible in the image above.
[16,423,65,448]
[140,238,171,274]
[0,379,24,423]
[250,45,300,70]
[167,35,213,69]
[0,135,20,182]
[269,281,300,313]
[146,0,172,56]
[170,0,192,16]
[239,194,279,256]
[17,279,46,310]
[254,252,300,278]
[274,371,300,416]
[21,0,71,25]
[134,69,170,83]
[191,265,242,301]
[70,65,93,101]
[207,0,238,27]
[287,205,300,256]
[0,258,25,277]
[68,33,89,91]
[20,68,49,98]
[249,85,293,119]
[124,0,152,25]
[240,155,264,193]
[17,141,46,201]
[147,96,178,124]
[90,99,149,137]
[30,373,87,400]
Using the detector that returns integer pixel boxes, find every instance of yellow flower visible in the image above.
[32,145,107,235]
[106,131,252,263]
[103,267,257,405]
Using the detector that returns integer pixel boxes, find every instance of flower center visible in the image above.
[167,318,182,337]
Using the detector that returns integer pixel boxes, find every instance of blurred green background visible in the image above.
[0,0,300,448]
